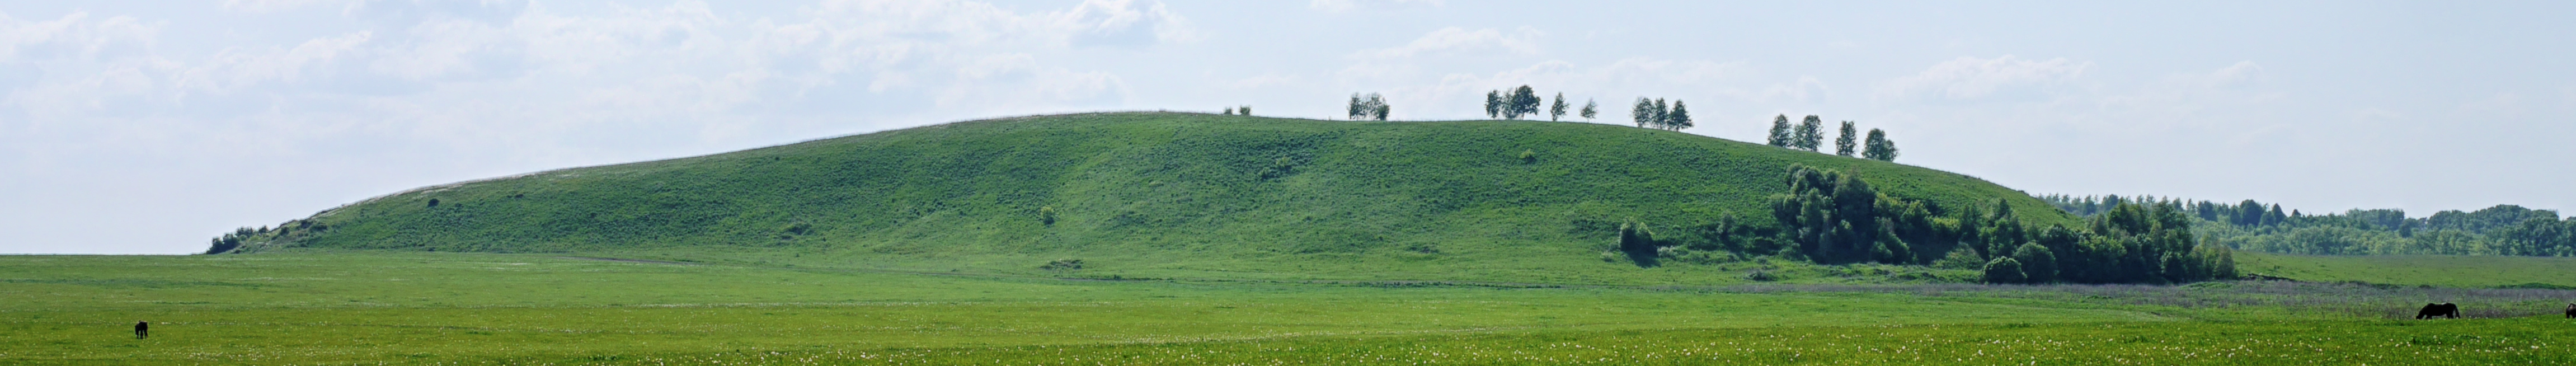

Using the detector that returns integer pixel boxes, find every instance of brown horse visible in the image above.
[2416,303,2460,319]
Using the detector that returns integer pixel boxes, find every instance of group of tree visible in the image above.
[2039,195,2576,257]
[1768,115,1897,162]
[2043,195,2297,228]
[1613,166,2234,284]
[1628,97,1693,131]
[1480,86,1597,122]
[1220,105,1252,115]
[207,227,259,254]
[1484,86,1543,120]
[1346,93,1390,121]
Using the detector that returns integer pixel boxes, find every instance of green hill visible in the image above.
[237,112,2076,284]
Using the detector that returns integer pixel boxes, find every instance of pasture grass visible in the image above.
[2238,252,2576,288]
[6,252,2574,365]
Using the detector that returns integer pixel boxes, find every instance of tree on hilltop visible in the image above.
[1504,86,1541,119]
[1632,98,1655,128]
[1862,128,1898,162]
[1835,121,1858,157]
[1793,115,1824,152]
[1665,100,1693,131]
[1347,93,1389,121]
[1578,99,1597,121]
[1549,93,1569,121]
[1484,91,1502,119]
[1768,115,1793,147]
[1650,98,1669,128]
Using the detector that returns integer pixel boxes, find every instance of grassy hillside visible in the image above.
[247,112,2075,284]
[2237,252,2576,288]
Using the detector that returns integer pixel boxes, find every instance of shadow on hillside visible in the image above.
[1623,248,1660,268]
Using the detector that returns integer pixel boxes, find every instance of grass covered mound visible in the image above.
[238,112,2075,283]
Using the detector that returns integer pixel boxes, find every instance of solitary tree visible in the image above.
[1835,121,1858,156]
[1484,91,1502,119]
[1767,115,1793,147]
[1793,115,1825,152]
[1578,99,1597,121]
[1632,98,1654,128]
[1548,93,1569,121]
[1665,100,1693,131]
[1862,128,1898,162]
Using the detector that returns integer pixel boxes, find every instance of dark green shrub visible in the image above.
[1981,256,2026,284]
[1042,259,1085,270]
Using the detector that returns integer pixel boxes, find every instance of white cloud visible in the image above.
[1230,73,1299,88]
[1058,0,1201,45]
[1350,26,1540,59]
[1874,55,2089,101]
[176,31,372,94]
[220,0,352,13]
[2092,61,2281,129]
[1309,0,1444,13]
[0,12,159,62]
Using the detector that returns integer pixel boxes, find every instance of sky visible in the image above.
[3,0,2572,254]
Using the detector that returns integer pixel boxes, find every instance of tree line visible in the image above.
[1628,97,1691,130]
[2040,194,2576,257]
[1478,85,1600,122]
[1339,87,1905,163]
[1769,115,1896,162]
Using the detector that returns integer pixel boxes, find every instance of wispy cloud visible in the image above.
[1348,26,1541,59]
[1874,55,2089,101]
[1309,0,1444,13]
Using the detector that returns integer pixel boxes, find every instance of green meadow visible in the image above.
[6,252,2573,365]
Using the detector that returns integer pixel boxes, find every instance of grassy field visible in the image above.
[2237,252,2576,288]
[232,112,2079,286]
[6,252,2572,365]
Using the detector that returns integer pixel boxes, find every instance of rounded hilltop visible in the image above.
[224,111,2075,284]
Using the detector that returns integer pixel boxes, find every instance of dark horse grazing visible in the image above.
[134,321,148,339]
[2564,303,2573,318]
[2417,303,2460,319]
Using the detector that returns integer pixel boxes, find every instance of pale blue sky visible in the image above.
[4,1,2571,254]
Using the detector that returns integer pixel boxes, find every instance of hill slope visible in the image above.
[245,112,2076,284]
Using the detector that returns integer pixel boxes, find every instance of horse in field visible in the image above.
[2416,303,2460,319]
